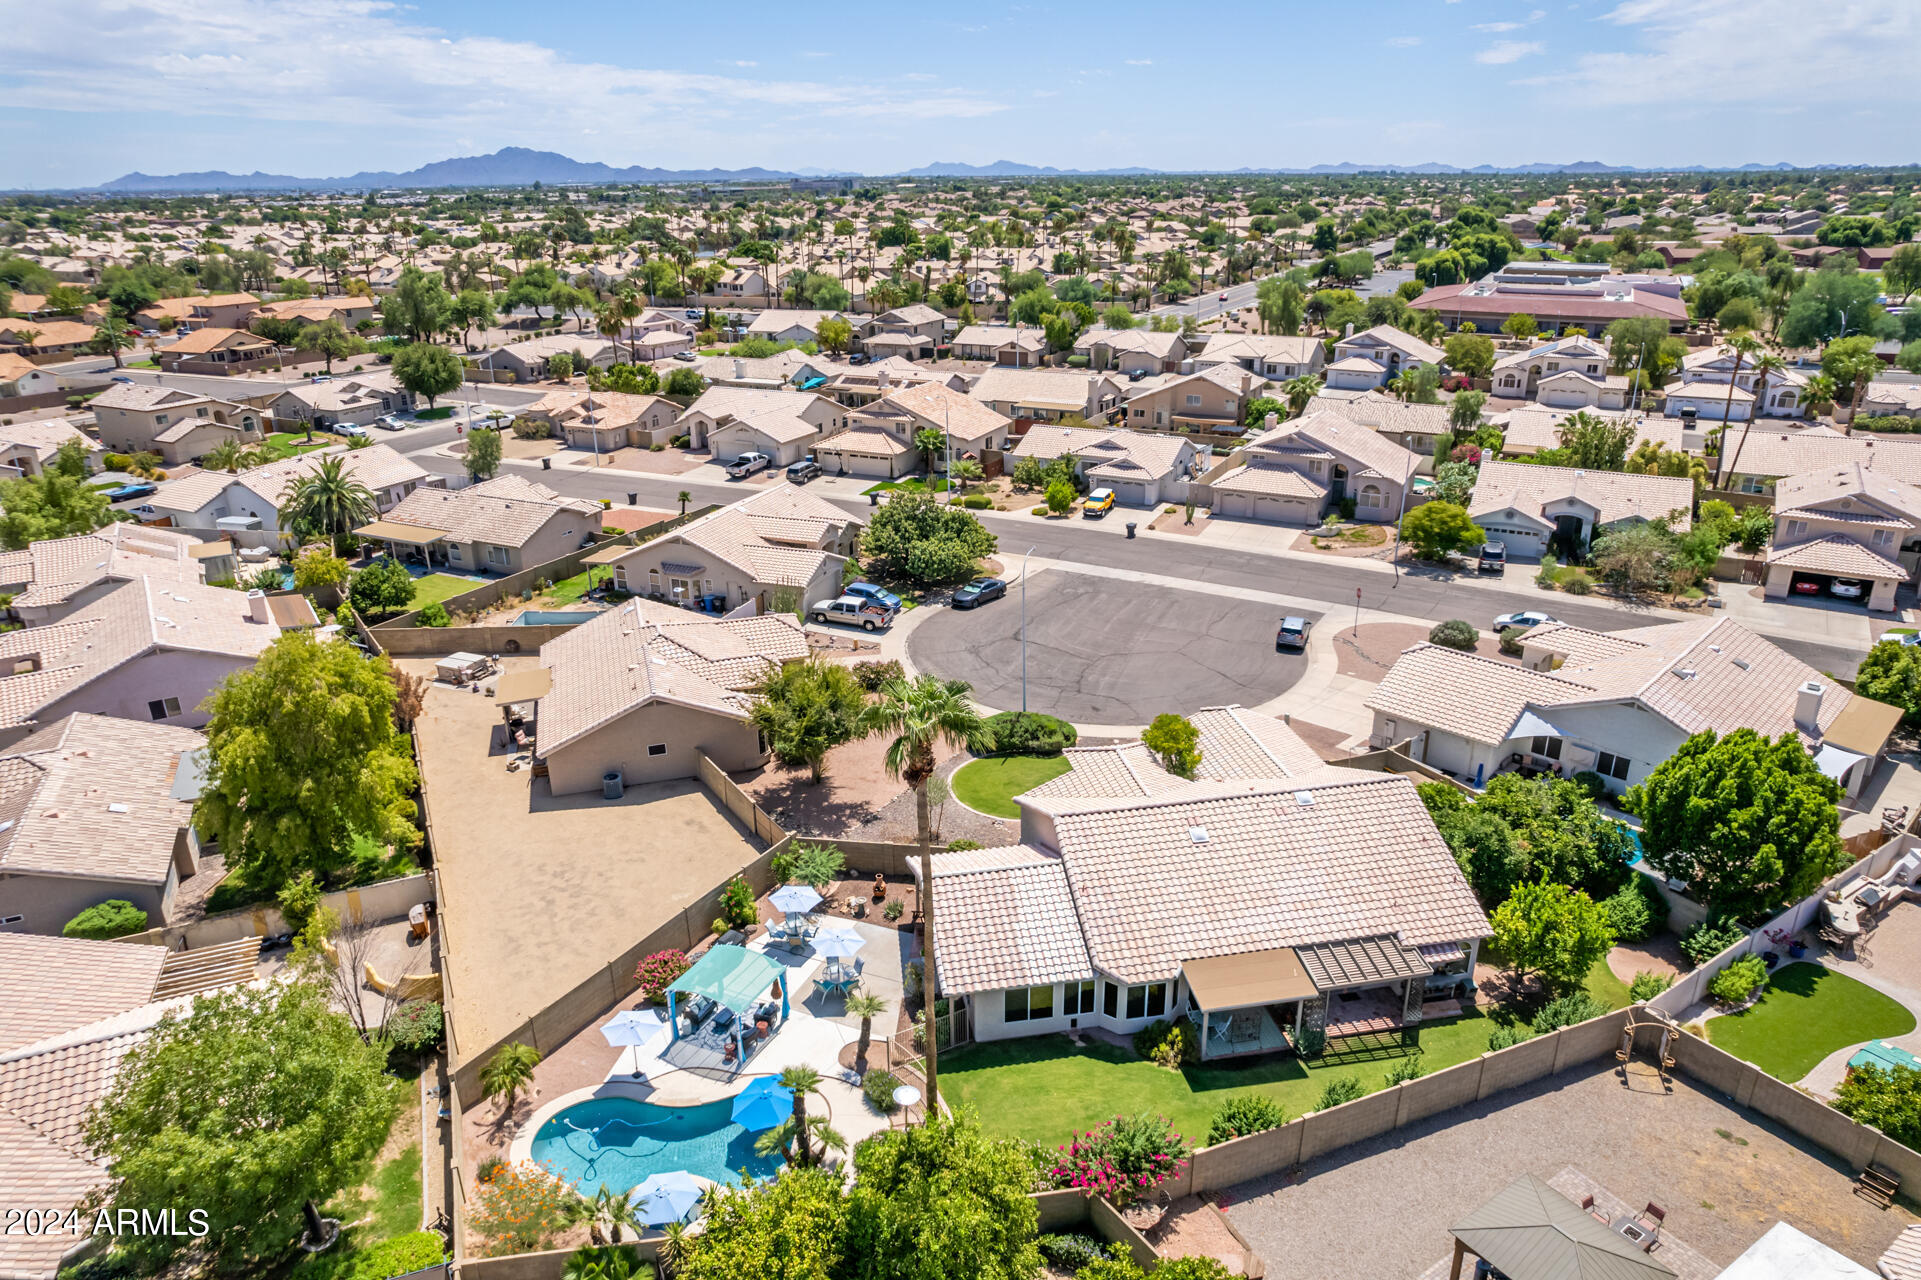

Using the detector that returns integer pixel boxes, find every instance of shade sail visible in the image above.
[354,520,447,542]
[493,667,552,704]
[1452,1173,1674,1280]
[668,944,786,1012]
[1182,948,1317,1010]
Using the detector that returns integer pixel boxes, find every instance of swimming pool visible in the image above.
[528,1096,784,1194]
[512,609,601,626]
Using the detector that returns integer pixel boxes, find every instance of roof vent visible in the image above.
[1732,657,1751,670]
[1295,790,1315,806]
[1674,668,1696,680]
[107,802,129,814]
[1188,825,1209,844]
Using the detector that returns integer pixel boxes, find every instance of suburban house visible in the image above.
[0,419,98,477]
[251,295,378,329]
[1204,410,1421,525]
[0,713,210,935]
[0,320,95,357]
[0,579,316,747]
[968,368,1124,424]
[1491,335,1615,400]
[814,381,1011,480]
[1861,379,1921,420]
[693,351,827,391]
[1671,345,1811,420]
[743,308,848,346]
[1408,265,1689,337]
[522,389,684,451]
[1367,616,1899,799]
[1306,392,1451,471]
[860,304,944,360]
[135,292,260,331]
[1190,333,1326,383]
[1123,366,1262,434]
[0,352,63,399]
[1073,327,1187,376]
[267,378,412,430]
[1324,325,1445,391]
[677,386,846,465]
[479,335,617,383]
[629,329,695,361]
[1010,423,1202,508]
[952,324,1047,367]
[604,483,861,615]
[815,358,968,407]
[715,266,770,299]
[356,474,600,577]
[0,524,204,626]
[923,705,1488,1053]
[155,327,280,376]
[145,444,437,538]
[528,600,810,796]
[1714,427,1921,496]
[89,383,267,465]
[1468,459,1694,561]
[1761,463,1921,611]
[1491,405,1685,459]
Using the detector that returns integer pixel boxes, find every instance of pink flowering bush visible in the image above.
[635,949,690,1004]
[1048,1113,1191,1206]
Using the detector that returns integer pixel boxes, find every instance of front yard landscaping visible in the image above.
[862,476,951,496]
[1705,961,1915,1082]
[262,431,345,460]
[943,1011,1496,1148]
[950,754,1072,818]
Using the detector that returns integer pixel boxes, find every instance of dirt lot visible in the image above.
[1332,622,1515,681]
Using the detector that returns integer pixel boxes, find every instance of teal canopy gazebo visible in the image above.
[665,945,791,1062]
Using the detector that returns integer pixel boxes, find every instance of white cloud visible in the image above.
[1125,58,1153,65]
[1386,36,1423,46]
[799,50,832,58]
[1476,40,1545,63]
[725,60,758,67]
[1473,21,1522,31]
[1521,0,1920,108]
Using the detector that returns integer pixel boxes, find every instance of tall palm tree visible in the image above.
[1722,353,1787,485]
[845,993,888,1070]
[859,675,992,1115]
[1281,375,1324,418]
[480,1041,541,1118]
[281,454,377,544]
[779,1065,821,1163]
[1711,333,1761,485]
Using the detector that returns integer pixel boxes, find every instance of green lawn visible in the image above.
[407,573,479,610]
[951,755,1073,818]
[1585,951,1632,1011]
[261,431,341,460]
[862,477,951,496]
[943,1012,1497,1148]
[416,405,455,420]
[1706,962,1915,1082]
[539,569,594,606]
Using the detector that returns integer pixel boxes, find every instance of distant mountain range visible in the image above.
[75,147,1869,193]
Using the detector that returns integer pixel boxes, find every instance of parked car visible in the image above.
[684,308,702,320]
[104,482,156,502]
[109,375,133,384]
[952,578,1006,608]
[1477,542,1506,573]
[786,457,822,483]
[848,353,867,365]
[846,582,902,610]
[1127,369,1148,382]
[1491,610,1557,634]
[726,451,772,478]
[1832,578,1867,600]
[1083,488,1116,517]
[376,414,407,430]
[1896,632,1921,647]
[809,595,896,631]
[673,350,697,361]
[1276,616,1312,650]
[1792,578,1824,595]
[335,422,370,439]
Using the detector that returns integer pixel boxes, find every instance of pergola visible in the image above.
[1181,935,1439,1059]
[1448,1173,1675,1280]
[665,945,791,1067]
[354,519,448,566]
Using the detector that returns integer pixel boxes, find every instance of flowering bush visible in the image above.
[1048,1113,1190,1206]
[468,1161,576,1257]
[635,949,690,1004]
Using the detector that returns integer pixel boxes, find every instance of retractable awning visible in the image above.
[1510,709,1566,740]
[493,667,552,705]
[355,520,447,542]
[1182,948,1317,1010]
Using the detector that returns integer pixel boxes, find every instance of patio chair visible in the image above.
[1634,1203,1665,1243]
[765,919,791,942]
[1580,1194,1608,1224]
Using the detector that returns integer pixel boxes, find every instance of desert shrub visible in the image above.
[1293,1022,1326,1058]
[1628,971,1674,1002]
[1563,574,1592,595]
[717,874,755,929]
[469,1161,576,1256]
[634,949,690,1003]
[475,1155,505,1183]
[851,658,905,691]
[1488,1023,1531,1051]
[945,838,983,851]
[1031,505,1048,516]
[1709,954,1767,1005]
[863,1068,903,1111]
[62,900,148,940]
[1383,1052,1426,1085]
[1316,1076,1365,1110]
[882,900,904,921]
[1429,619,1478,650]
[961,493,993,509]
[1680,917,1746,966]
[509,417,551,439]
[345,1231,447,1280]
[903,957,923,1000]
[1602,881,1654,942]
[1534,554,1559,587]
[416,602,450,628]
[1498,625,1527,655]
[1533,991,1609,1032]
[978,710,1078,756]
[386,1000,444,1052]
[1206,1094,1287,1145]
[770,840,844,888]
[1132,1018,1199,1069]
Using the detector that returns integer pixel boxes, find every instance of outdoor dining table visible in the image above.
[816,972,859,997]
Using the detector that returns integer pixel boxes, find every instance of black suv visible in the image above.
[786,457,822,483]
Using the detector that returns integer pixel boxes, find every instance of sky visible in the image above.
[1,0,1917,188]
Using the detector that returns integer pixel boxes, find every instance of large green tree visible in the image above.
[1399,501,1484,560]
[1443,333,1495,379]
[85,977,395,1271]
[678,1166,846,1280]
[749,656,868,783]
[1857,639,1921,725]
[1833,1064,1921,1151]
[296,317,366,373]
[0,456,118,549]
[1488,878,1615,995]
[1623,728,1843,919]
[391,340,463,408]
[381,265,452,342]
[196,632,420,890]
[1779,268,1891,349]
[843,1111,1042,1280]
[860,492,996,588]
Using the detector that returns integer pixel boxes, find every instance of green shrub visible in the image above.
[770,840,844,889]
[1602,881,1654,942]
[1680,917,1746,966]
[903,957,923,1000]
[1488,1023,1531,1051]
[1534,554,1559,587]
[475,1154,505,1184]
[1562,574,1593,596]
[1383,1052,1426,1085]
[1316,1076,1365,1110]
[717,875,755,930]
[1036,1233,1108,1271]
[1497,625,1527,656]
[961,493,993,509]
[1206,1094,1287,1146]
[276,870,324,935]
[945,838,983,851]
[345,1231,447,1280]
[1709,954,1767,1005]
[1533,991,1609,1032]
[1570,770,1608,800]
[1628,971,1674,1002]
[416,602,450,628]
[62,900,148,940]
[1031,505,1049,516]
[1429,619,1479,650]
[387,1000,444,1052]
[850,658,904,691]
[863,1068,903,1112]
[977,710,1078,757]
[1132,1018,1199,1068]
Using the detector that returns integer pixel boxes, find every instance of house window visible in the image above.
[1004,984,1054,1023]
[1359,484,1383,510]
[1739,476,1768,495]
[1596,752,1631,781]
[647,743,667,757]
[486,546,510,567]
[449,546,463,563]
[1531,736,1562,760]
[1786,519,1807,539]
[1124,983,1167,1020]
[1103,981,1118,1017]
[1184,395,1202,408]
[148,697,181,720]
[1132,409,1145,419]
[1874,529,1895,548]
[1063,980,1095,1016]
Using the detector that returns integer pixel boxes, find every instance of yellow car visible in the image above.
[1083,488,1116,517]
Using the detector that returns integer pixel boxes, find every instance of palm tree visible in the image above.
[589,1185,640,1244]
[859,675,992,1114]
[676,490,691,517]
[1722,352,1787,485]
[480,1041,541,1118]
[950,459,984,492]
[1711,333,1761,483]
[203,439,259,473]
[781,1065,820,1163]
[281,455,377,544]
[1280,374,1324,418]
[845,993,888,1070]
[656,1223,693,1278]
[1802,373,1838,418]
[1837,351,1883,434]
[596,303,625,366]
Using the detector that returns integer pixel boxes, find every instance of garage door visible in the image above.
[1113,483,1147,506]
[1252,495,1309,525]
[1480,524,1548,557]
[829,452,896,479]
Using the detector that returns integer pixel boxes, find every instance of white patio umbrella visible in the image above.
[628,1170,705,1225]
[769,883,823,932]
[599,1007,667,1079]
[811,926,866,959]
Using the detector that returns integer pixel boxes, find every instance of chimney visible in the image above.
[1344,322,1355,339]
[247,589,271,624]
[1795,680,1824,734]
[733,358,745,380]
[1264,411,1279,429]
[877,368,889,390]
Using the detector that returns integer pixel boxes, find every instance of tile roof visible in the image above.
[0,933,164,1054]
[1469,460,1694,531]
[1367,643,1597,744]
[1012,424,1194,482]
[1209,461,1328,499]
[1720,428,1921,485]
[163,326,272,356]
[926,852,1094,995]
[1191,333,1323,369]
[1243,409,1424,485]
[611,483,854,589]
[815,425,910,457]
[874,379,1010,441]
[1338,324,1445,366]
[1764,534,1906,579]
[378,475,596,549]
[1307,392,1453,439]
[1490,406,1685,456]
[687,386,833,445]
[0,1107,107,1280]
[152,443,429,515]
[7,524,203,610]
[968,368,1114,412]
[1772,461,1921,526]
[87,382,217,413]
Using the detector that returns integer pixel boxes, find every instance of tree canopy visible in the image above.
[750,657,868,783]
[391,340,464,408]
[1399,501,1484,560]
[843,1111,1044,1280]
[1489,878,1615,995]
[678,1167,847,1280]
[0,444,117,548]
[860,492,996,587]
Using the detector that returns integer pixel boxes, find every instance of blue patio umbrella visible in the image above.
[730,1075,794,1132]
[628,1170,705,1225]
[769,884,823,916]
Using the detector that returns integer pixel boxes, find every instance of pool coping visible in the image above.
[510,1074,775,1168]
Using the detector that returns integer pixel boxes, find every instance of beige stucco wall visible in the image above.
[32,648,255,733]
[544,699,767,797]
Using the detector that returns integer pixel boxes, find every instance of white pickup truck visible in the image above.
[808,595,897,631]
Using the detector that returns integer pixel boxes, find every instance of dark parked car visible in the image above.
[104,482,157,502]
[1276,616,1312,650]
[952,577,1007,608]
[846,582,902,610]
[786,457,822,483]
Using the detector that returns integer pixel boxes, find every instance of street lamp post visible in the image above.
[1020,544,1036,714]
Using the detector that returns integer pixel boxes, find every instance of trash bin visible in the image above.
[869,491,879,506]
[541,456,552,470]
[628,492,638,505]
[1126,522,1137,538]
[603,770,624,800]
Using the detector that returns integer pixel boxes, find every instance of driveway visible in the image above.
[907,569,1316,726]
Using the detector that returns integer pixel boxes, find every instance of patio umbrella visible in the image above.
[769,884,823,917]
[729,1075,794,1132]
[599,1007,668,1078]
[811,926,866,960]
[628,1170,705,1225]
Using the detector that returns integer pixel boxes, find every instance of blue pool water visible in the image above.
[1626,826,1645,867]
[528,1096,784,1194]
[512,609,600,626]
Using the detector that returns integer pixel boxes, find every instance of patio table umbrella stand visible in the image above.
[599,1008,668,1080]
[770,884,824,937]
[730,1075,795,1132]
[812,926,866,987]
[629,1171,705,1227]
